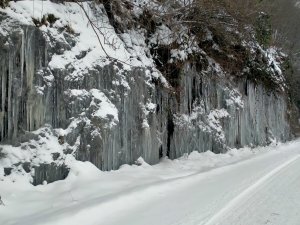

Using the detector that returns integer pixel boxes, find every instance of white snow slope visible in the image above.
[1,140,300,225]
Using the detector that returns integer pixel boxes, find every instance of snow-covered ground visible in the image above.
[1,140,300,225]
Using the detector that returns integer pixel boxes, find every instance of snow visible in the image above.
[219,154,300,225]
[63,88,119,128]
[265,47,283,75]
[119,29,153,68]
[65,89,89,99]
[149,24,174,46]
[175,105,232,143]
[90,89,119,127]
[139,100,157,128]
[207,109,229,141]
[131,0,159,17]
[2,1,128,77]
[58,117,90,137]
[170,49,189,61]
[225,88,244,108]
[0,127,65,169]
[0,126,70,184]
[204,154,300,225]
[0,1,296,223]
[141,119,150,128]
[1,1,167,86]
[1,140,300,225]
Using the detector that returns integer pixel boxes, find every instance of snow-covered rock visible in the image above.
[0,0,292,184]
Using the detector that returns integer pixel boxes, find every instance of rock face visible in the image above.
[0,2,292,184]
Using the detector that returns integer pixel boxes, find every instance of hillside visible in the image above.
[0,0,296,185]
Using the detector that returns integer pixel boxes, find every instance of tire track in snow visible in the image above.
[203,154,300,225]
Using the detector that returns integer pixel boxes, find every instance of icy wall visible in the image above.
[0,1,291,184]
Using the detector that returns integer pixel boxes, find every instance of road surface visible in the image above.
[98,143,300,225]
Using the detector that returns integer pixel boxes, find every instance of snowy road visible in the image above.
[100,145,300,225]
[1,141,300,225]
[219,155,300,225]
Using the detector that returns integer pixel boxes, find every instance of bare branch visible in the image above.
[74,0,132,66]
